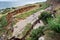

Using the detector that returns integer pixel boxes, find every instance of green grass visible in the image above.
[15,3,50,19]
[15,10,38,19]
[0,15,8,28]
[0,2,50,38]
[24,5,60,40]
[30,26,45,40]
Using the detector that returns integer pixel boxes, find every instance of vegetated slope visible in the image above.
[28,3,60,40]
[0,2,50,39]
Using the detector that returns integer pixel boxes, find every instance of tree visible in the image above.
[0,15,8,28]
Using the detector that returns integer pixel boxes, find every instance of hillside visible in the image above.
[0,2,50,40]
[1,0,60,40]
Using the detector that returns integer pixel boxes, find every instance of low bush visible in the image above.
[0,15,8,28]
[48,16,60,33]
[38,11,52,24]
[30,26,45,40]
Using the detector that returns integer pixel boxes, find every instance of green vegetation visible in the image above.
[0,2,50,39]
[0,14,13,38]
[48,16,60,33]
[1,8,11,14]
[15,9,39,19]
[30,26,45,40]
[15,3,49,19]
[0,8,15,14]
[38,11,52,24]
[0,15,8,36]
[27,11,52,40]
[38,3,50,10]
[25,11,60,40]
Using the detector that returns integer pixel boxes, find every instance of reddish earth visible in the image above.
[6,5,36,23]
[5,5,37,30]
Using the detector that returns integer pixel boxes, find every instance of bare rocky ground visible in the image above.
[12,10,44,37]
[12,7,51,40]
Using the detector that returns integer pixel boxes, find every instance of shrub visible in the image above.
[48,16,60,33]
[30,26,45,40]
[0,15,8,28]
[38,11,52,24]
